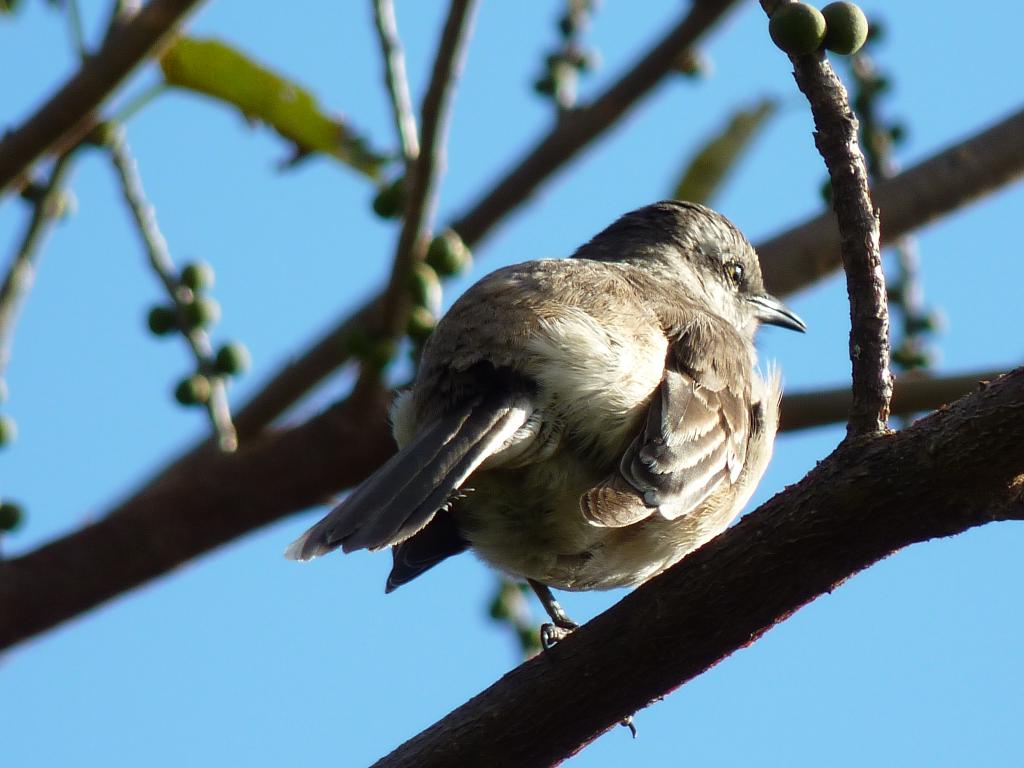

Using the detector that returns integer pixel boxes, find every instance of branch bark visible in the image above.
[0,0,206,194]
[372,367,1024,767]
[763,1,890,434]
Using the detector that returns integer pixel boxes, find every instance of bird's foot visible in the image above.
[539,620,579,650]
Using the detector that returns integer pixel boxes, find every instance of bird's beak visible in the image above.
[748,293,807,333]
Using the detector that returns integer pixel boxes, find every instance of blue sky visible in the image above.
[2,2,1022,766]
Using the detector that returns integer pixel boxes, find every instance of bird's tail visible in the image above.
[285,390,531,561]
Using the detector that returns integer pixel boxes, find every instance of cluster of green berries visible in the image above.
[145,260,250,406]
[406,229,472,344]
[769,2,868,56]
[534,1,597,108]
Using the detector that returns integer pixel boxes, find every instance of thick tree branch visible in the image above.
[373,368,1024,767]
[779,367,1006,432]
[0,381,393,650]
[376,0,478,346]
[763,1,890,434]
[759,106,1024,296]
[0,0,205,195]
[230,0,738,435]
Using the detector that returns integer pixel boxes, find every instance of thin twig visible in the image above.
[761,0,890,435]
[779,367,1007,433]
[66,0,88,61]
[107,125,238,451]
[372,0,479,352]
[0,0,205,195]
[372,0,420,164]
[0,154,76,383]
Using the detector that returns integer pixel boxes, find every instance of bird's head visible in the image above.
[574,200,806,336]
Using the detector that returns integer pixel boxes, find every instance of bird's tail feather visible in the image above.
[284,391,531,561]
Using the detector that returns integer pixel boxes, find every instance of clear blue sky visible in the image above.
[2,2,1022,766]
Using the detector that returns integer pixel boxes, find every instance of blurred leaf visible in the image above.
[159,37,388,179]
[672,98,778,204]
[0,0,22,14]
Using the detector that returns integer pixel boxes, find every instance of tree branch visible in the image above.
[107,125,238,451]
[779,367,1006,432]
[0,0,206,195]
[375,0,478,346]
[372,367,1024,767]
[763,1,890,434]
[0,380,393,650]
[372,0,419,164]
[759,106,1024,296]
[0,153,76,382]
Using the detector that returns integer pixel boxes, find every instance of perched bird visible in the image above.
[286,201,804,635]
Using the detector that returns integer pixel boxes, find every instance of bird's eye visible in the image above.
[724,261,744,286]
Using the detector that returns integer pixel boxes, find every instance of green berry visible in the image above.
[183,296,221,329]
[0,501,24,532]
[408,263,442,314]
[425,229,472,276]
[174,374,211,406]
[533,74,556,96]
[406,305,436,343]
[181,261,215,292]
[147,305,178,336]
[372,177,406,219]
[214,342,251,376]
[769,3,826,56]
[84,121,117,148]
[0,413,16,446]
[822,2,869,55]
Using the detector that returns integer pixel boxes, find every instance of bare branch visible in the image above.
[0,381,393,650]
[372,0,419,163]
[375,0,478,347]
[0,0,205,195]
[779,368,1007,432]
[760,106,1024,296]
[0,153,76,382]
[372,368,1024,767]
[107,126,238,451]
[762,2,890,435]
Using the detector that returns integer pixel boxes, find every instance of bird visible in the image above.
[286,200,805,639]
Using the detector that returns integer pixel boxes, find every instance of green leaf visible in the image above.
[159,37,388,179]
[672,98,778,205]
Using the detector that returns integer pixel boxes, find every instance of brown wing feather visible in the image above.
[582,323,753,528]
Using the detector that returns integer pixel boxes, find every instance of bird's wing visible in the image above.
[285,387,534,561]
[582,348,750,528]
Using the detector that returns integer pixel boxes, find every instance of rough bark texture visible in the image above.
[373,368,1024,768]
[783,38,890,434]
